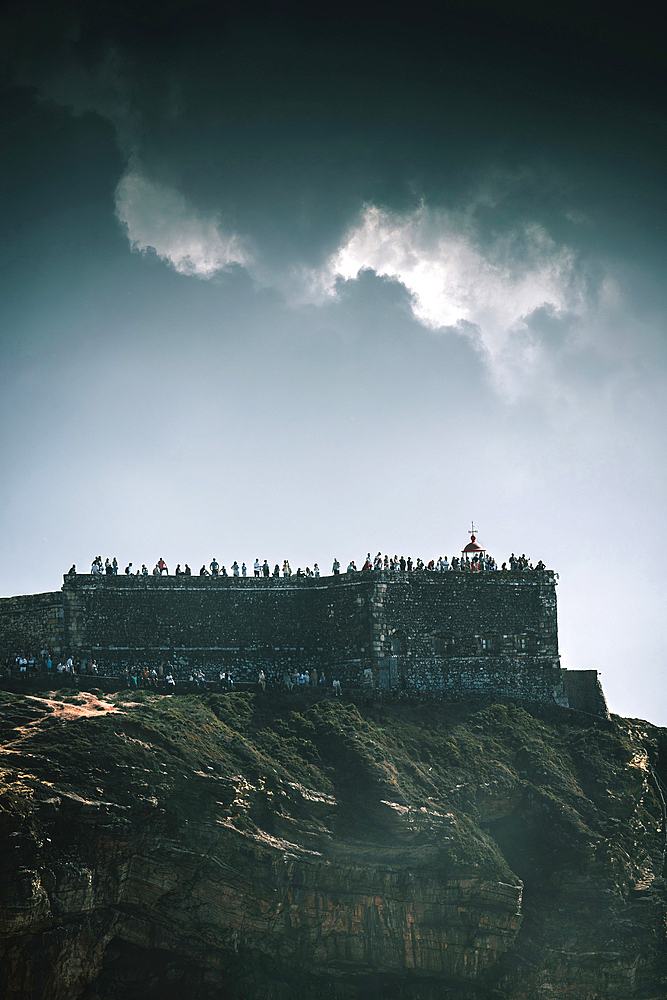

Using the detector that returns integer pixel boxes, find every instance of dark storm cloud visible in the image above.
[3,0,665,405]
[4,0,665,269]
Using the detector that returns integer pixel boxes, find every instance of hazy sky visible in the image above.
[1,1,665,722]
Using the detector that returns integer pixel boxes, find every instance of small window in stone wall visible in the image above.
[480,636,495,652]
[516,635,532,651]
[391,636,407,655]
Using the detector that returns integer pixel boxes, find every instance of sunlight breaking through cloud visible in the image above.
[308,203,587,396]
[115,168,252,277]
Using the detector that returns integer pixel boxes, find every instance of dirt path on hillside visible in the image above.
[0,692,121,753]
[28,691,121,719]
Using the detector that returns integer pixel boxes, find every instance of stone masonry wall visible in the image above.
[561,668,609,716]
[0,569,608,715]
[369,572,563,705]
[61,574,370,681]
[0,592,64,661]
[59,570,558,689]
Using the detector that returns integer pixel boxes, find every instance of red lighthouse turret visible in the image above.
[462,522,486,566]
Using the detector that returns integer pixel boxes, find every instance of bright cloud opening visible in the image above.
[115,168,252,277]
[309,203,587,396]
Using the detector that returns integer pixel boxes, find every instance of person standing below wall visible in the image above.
[363,667,373,699]
[258,669,266,691]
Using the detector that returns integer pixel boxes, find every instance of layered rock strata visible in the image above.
[0,689,665,999]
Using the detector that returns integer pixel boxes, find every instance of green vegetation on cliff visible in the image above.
[1,687,666,1000]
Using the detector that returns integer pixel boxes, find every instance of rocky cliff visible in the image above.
[1,687,666,999]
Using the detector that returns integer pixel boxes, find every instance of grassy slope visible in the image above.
[3,689,662,887]
[1,688,664,892]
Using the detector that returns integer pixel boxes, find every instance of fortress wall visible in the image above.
[367,571,562,704]
[62,574,372,679]
[0,592,64,659]
[561,668,609,717]
[60,571,558,691]
[372,572,558,657]
[0,570,601,714]
[400,657,566,705]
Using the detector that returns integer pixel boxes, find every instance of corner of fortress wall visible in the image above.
[0,570,609,718]
[561,668,610,718]
[0,591,65,657]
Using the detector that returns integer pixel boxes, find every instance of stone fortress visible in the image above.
[0,530,609,717]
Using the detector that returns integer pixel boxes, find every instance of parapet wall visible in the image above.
[0,570,608,716]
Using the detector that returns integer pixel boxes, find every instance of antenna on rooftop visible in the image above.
[470,521,477,540]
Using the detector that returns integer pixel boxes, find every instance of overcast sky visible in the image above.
[1,1,665,722]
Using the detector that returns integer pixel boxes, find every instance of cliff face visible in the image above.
[0,688,665,1000]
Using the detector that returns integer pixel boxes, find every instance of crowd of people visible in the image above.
[76,551,545,580]
[114,664,344,696]
[3,652,345,698]
[347,551,544,573]
[277,669,342,696]
[4,650,99,681]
